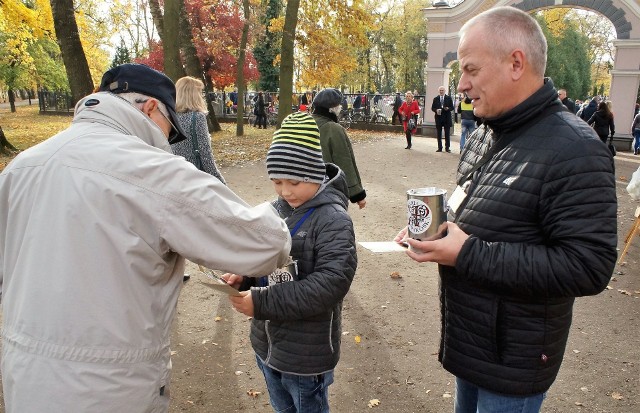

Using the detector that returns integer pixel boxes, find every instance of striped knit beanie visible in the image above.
[266,112,325,184]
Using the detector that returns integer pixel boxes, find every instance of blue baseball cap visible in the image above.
[99,64,188,144]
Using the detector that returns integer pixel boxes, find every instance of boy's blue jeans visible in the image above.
[633,129,640,153]
[256,355,334,413]
[454,377,546,413]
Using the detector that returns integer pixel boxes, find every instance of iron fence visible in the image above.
[38,90,74,114]
[211,91,430,127]
[36,90,432,127]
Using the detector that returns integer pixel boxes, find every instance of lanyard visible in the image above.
[289,207,315,236]
[257,207,315,287]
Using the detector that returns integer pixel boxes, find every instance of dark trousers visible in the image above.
[254,114,266,128]
[405,130,412,148]
[435,121,451,150]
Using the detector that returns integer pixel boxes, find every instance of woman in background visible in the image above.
[171,76,225,184]
[399,91,420,149]
[587,101,615,144]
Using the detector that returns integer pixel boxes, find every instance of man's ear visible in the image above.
[510,49,526,81]
[140,98,159,116]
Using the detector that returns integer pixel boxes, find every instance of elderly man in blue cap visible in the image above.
[0,64,292,413]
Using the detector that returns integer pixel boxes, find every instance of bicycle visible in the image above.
[338,109,352,130]
[369,106,390,124]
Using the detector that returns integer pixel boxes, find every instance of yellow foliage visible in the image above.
[270,0,373,89]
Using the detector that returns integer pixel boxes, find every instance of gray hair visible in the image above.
[460,6,547,77]
[116,92,171,119]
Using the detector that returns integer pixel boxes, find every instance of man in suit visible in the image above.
[431,86,454,152]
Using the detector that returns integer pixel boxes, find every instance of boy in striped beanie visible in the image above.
[226,111,358,412]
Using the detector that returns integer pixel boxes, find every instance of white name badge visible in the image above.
[448,185,468,214]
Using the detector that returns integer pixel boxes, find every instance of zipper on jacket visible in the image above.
[329,311,334,353]
[264,320,272,364]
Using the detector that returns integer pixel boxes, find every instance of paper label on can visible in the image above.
[407,198,432,235]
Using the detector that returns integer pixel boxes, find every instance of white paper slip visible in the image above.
[199,280,243,296]
[358,241,407,253]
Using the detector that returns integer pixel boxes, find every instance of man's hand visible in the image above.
[395,223,469,267]
[229,291,254,317]
[221,273,243,289]
[356,199,366,209]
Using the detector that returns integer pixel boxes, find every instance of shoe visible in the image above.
[183,274,190,283]
[436,149,442,152]
[446,149,451,153]
[405,146,411,149]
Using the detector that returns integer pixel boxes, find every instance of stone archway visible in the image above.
[423,0,640,140]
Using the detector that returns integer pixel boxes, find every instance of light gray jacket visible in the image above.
[0,92,291,413]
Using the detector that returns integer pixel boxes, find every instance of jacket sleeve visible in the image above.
[321,123,365,201]
[610,118,615,136]
[455,138,617,298]
[156,159,291,276]
[251,209,357,320]
[412,101,421,115]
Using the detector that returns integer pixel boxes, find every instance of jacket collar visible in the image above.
[312,107,339,123]
[483,78,560,135]
[72,92,173,153]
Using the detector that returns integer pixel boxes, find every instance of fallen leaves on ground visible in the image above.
[368,399,380,408]
[390,271,402,279]
[611,392,624,400]
[247,389,262,398]
[0,106,393,172]
[355,335,361,344]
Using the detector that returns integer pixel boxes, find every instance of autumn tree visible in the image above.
[111,41,132,68]
[538,8,614,99]
[537,15,591,100]
[109,0,158,58]
[162,0,184,80]
[50,0,94,103]
[253,0,282,92]
[275,0,300,123]
[234,0,251,135]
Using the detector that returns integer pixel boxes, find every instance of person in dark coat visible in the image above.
[391,92,402,125]
[558,88,575,113]
[396,7,616,412]
[587,101,615,143]
[225,112,357,413]
[431,86,454,152]
[580,97,598,122]
[253,91,267,129]
[312,88,367,209]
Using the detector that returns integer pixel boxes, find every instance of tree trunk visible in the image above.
[235,0,250,136]
[8,89,16,113]
[0,126,18,156]
[178,1,219,132]
[202,72,224,133]
[50,0,95,105]
[149,0,165,42]
[278,0,301,125]
[163,0,185,81]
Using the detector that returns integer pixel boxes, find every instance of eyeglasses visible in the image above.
[135,98,180,143]
[157,109,180,143]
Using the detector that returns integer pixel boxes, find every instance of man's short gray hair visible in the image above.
[116,92,171,119]
[460,6,547,77]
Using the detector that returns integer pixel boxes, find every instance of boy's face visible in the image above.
[271,179,321,208]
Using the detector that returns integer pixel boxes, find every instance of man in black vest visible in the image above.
[431,86,454,152]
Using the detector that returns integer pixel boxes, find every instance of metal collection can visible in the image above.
[406,187,447,245]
